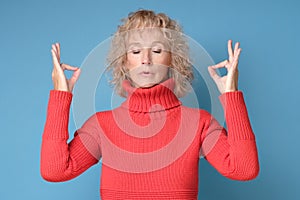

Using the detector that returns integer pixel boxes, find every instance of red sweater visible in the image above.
[41,79,259,200]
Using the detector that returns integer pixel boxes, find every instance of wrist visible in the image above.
[54,88,70,92]
[224,89,238,93]
[54,83,70,92]
[224,84,238,93]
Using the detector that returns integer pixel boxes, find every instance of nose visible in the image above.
[141,48,152,65]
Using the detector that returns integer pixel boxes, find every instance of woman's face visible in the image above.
[125,28,172,88]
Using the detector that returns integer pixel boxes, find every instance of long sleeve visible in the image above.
[40,90,100,182]
[202,91,259,181]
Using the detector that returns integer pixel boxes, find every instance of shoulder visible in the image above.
[181,106,212,119]
[95,110,113,118]
[79,110,113,128]
[180,106,217,130]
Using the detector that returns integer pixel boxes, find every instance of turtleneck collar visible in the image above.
[121,78,182,113]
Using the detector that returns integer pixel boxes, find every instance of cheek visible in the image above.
[158,67,169,76]
[125,54,140,70]
[156,53,172,66]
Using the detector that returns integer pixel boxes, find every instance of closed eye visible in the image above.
[152,49,162,54]
[132,50,141,54]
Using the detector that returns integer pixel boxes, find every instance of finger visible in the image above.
[208,66,220,80]
[51,44,57,54]
[57,43,60,56]
[212,60,228,69]
[228,40,233,61]
[51,49,61,69]
[232,48,242,69]
[69,68,81,91]
[61,63,79,71]
[52,44,59,61]
[55,43,60,56]
[55,43,60,63]
[70,68,81,83]
[233,42,240,56]
[236,47,242,57]
[52,43,60,63]
[233,48,242,62]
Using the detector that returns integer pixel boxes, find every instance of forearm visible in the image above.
[40,90,98,182]
[205,133,259,180]
[204,91,259,181]
[220,91,255,141]
[41,135,98,182]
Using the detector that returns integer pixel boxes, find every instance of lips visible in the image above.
[139,71,154,77]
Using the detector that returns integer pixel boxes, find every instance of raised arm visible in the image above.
[201,92,259,181]
[202,40,259,180]
[50,43,81,92]
[40,43,100,182]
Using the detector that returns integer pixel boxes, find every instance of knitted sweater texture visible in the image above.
[40,79,259,200]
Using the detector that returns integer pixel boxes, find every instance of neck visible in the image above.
[121,78,181,113]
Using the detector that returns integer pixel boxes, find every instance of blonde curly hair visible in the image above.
[106,9,194,97]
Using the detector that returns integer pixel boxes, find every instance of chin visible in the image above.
[137,82,158,88]
[133,76,169,88]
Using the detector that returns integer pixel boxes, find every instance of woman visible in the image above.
[41,9,259,200]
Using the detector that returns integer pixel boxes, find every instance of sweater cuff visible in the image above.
[219,91,255,141]
[43,90,73,140]
[219,91,244,108]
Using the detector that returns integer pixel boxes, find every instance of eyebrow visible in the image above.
[127,41,166,49]
[127,43,142,49]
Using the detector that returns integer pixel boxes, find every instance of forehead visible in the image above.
[126,28,169,47]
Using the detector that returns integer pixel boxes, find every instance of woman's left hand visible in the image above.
[208,40,242,94]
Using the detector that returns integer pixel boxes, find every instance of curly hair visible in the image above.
[106,9,194,97]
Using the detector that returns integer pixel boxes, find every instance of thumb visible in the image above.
[208,66,220,81]
[69,68,81,91]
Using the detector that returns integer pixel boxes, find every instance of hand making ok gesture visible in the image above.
[51,43,81,92]
[208,40,242,94]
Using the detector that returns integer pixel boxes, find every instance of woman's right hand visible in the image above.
[51,43,81,92]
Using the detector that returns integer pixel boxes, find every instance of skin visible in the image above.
[51,43,80,92]
[125,29,172,88]
[208,40,241,94]
[50,39,241,94]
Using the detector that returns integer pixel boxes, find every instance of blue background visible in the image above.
[0,0,299,199]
